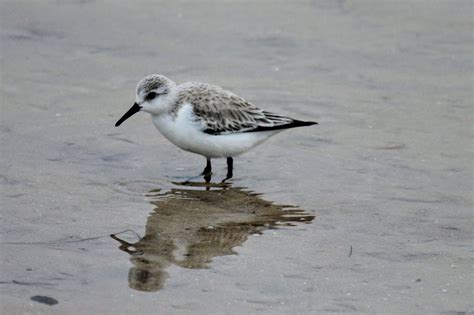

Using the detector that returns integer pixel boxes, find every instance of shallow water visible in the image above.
[112,182,314,292]
[1,0,472,313]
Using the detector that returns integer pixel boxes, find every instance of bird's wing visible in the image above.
[177,83,296,135]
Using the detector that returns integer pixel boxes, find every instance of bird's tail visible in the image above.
[248,119,318,132]
[291,120,318,127]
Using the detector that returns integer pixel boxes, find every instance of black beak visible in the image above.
[115,103,141,127]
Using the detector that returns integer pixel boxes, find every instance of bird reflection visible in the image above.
[111,182,314,292]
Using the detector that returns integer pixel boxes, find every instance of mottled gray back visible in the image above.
[174,82,294,134]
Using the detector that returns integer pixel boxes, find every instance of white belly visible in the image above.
[151,104,278,158]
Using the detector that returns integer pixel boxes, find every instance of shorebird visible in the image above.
[115,74,317,181]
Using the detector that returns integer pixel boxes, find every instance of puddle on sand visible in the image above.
[111,181,314,292]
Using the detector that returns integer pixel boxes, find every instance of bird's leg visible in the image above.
[204,172,212,190]
[178,158,212,185]
[201,158,212,176]
[202,158,212,188]
[222,157,233,182]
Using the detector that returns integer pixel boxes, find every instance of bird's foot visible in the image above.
[221,172,233,183]
[176,172,212,186]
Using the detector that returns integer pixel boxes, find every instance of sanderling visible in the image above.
[115,74,317,181]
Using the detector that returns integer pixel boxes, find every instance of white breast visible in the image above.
[151,104,279,158]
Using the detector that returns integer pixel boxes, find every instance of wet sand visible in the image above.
[1,0,472,314]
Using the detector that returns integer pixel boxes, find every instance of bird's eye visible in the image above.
[146,92,158,101]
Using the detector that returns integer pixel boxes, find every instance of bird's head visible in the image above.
[115,74,177,127]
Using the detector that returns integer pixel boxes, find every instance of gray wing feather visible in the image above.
[176,83,293,135]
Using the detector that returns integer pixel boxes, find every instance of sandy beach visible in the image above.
[1,1,472,313]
